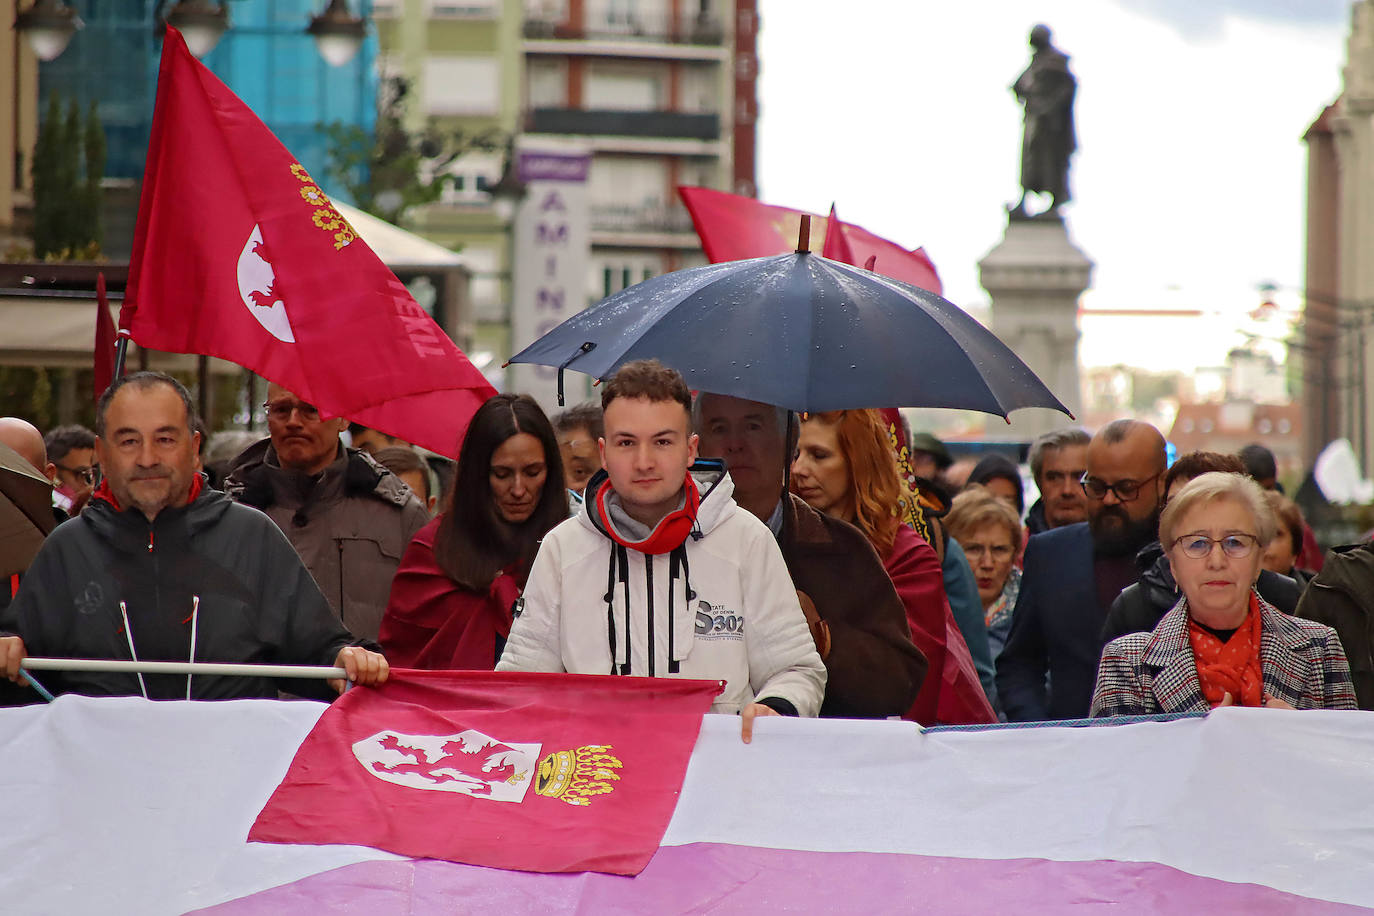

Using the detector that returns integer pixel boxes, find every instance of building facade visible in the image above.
[1302,1,1374,474]
[36,0,377,256]
[383,0,756,366]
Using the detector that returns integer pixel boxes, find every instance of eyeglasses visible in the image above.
[1080,471,1161,502]
[1171,533,1259,560]
[962,543,1015,562]
[56,463,96,485]
[264,400,320,422]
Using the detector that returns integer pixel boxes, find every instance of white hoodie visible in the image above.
[497,464,826,716]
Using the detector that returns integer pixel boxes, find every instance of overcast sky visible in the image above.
[755,0,1349,373]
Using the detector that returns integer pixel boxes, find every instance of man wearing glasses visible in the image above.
[996,419,1167,721]
[224,383,428,643]
[43,424,97,513]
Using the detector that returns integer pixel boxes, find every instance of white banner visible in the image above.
[507,144,593,414]
[1,697,1372,912]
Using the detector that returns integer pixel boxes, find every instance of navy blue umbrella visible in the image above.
[508,251,1072,418]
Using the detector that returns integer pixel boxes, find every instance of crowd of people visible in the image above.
[0,361,1368,738]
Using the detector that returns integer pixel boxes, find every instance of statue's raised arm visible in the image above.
[1010,24,1077,220]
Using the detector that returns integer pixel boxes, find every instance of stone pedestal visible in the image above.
[978,216,1092,441]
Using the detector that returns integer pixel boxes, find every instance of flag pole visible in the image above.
[21,657,348,680]
[112,329,132,381]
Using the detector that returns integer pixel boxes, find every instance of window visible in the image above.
[423,57,500,116]
[426,0,497,17]
[528,59,567,109]
[585,61,664,111]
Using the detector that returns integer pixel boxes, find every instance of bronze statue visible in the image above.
[1010,24,1077,220]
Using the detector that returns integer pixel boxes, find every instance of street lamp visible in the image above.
[163,0,229,58]
[307,0,366,67]
[13,0,82,62]
[487,139,526,223]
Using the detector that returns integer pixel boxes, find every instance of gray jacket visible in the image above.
[224,439,429,642]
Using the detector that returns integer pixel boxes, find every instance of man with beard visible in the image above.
[995,420,1166,721]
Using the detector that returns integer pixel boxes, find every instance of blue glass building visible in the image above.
[39,0,375,189]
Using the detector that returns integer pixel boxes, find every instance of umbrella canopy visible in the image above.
[508,252,1071,417]
[0,441,57,579]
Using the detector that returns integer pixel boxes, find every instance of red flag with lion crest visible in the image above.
[250,671,721,875]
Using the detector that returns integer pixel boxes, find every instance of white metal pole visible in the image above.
[20,658,348,679]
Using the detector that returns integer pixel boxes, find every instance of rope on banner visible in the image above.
[923,711,1207,733]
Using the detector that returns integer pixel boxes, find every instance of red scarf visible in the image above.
[595,472,700,556]
[1188,591,1264,708]
[90,474,204,512]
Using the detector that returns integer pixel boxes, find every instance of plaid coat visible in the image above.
[1090,593,1357,716]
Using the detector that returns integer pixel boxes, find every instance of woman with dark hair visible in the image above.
[791,409,995,725]
[378,394,567,669]
[965,453,1025,517]
[1261,490,1315,589]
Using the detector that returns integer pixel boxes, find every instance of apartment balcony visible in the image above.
[527,108,720,140]
[591,203,695,235]
[523,12,725,46]
[590,203,701,251]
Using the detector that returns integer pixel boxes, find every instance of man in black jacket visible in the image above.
[0,372,387,701]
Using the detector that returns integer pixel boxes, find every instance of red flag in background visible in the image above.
[678,186,942,295]
[822,203,856,264]
[123,28,496,456]
[93,272,116,403]
[249,671,722,876]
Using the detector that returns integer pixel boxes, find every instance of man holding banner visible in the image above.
[0,372,388,701]
[498,360,826,740]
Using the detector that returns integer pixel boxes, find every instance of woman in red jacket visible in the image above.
[379,394,568,669]
[791,409,995,725]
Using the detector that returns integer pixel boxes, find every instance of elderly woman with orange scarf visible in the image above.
[1091,472,1356,716]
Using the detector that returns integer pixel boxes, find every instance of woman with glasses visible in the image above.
[1091,472,1355,715]
[1099,453,1303,647]
[792,409,996,725]
[946,486,1022,661]
[378,394,567,670]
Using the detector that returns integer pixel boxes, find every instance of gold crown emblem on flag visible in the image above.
[535,745,623,806]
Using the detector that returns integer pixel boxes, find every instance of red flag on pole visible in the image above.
[678,186,942,295]
[123,28,496,456]
[249,670,722,876]
[821,203,856,264]
[93,272,116,403]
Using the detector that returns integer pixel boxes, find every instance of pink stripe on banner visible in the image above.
[195,843,1368,914]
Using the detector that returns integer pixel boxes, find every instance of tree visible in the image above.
[30,94,105,260]
[83,101,105,252]
[319,75,506,223]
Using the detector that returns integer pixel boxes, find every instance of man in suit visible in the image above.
[996,419,1166,721]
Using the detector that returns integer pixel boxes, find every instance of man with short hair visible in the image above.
[498,361,826,741]
[552,402,605,497]
[695,393,926,719]
[996,419,1167,721]
[0,372,387,700]
[373,446,438,516]
[347,423,404,456]
[42,423,96,512]
[225,383,429,642]
[1025,427,1090,535]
